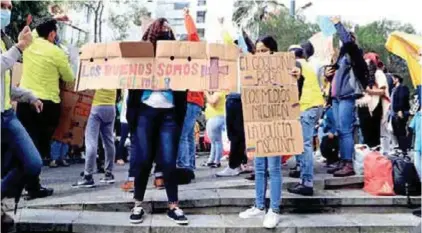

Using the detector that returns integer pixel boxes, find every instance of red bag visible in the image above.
[363,151,395,196]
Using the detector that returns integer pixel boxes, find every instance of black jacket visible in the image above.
[126,90,187,133]
[391,84,410,113]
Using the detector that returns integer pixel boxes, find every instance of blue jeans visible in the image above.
[332,98,356,161]
[117,122,129,161]
[296,107,323,185]
[206,116,225,164]
[50,140,69,161]
[255,156,282,212]
[1,110,42,199]
[177,103,201,171]
[132,105,179,202]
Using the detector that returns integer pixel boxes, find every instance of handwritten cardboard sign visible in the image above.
[75,41,239,92]
[52,82,94,146]
[240,52,303,157]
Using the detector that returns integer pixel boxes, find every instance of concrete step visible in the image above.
[10,209,421,233]
[16,188,421,214]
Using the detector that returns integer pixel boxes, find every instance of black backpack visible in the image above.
[389,154,421,196]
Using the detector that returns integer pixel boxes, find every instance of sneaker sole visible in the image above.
[167,216,189,225]
[100,180,115,184]
[216,173,239,177]
[130,218,143,224]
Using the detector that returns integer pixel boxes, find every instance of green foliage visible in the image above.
[258,10,319,51]
[6,1,51,41]
[355,20,417,88]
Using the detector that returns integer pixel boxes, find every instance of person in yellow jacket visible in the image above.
[73,89,117,188]
[15,18,74,199]
[287,44,324,196]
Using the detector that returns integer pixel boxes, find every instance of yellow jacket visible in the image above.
[298,59,325,111]
[20,35,74,103]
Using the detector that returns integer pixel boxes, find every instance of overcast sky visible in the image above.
[282,0,421,33]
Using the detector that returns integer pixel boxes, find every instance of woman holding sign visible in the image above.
[238,36,282,229]
[127,18,189,225]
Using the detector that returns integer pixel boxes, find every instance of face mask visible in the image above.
[0,9,11,31]
[54,34,60,45]
[157,31,172,41]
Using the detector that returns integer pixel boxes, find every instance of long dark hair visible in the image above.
[142,18,175,48]
[256,35,278,52]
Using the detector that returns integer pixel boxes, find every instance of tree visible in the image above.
[6,1,51,41]
[258,9,319,51]
[66,1,105,42]
[232,0,286,39]
[108,0,150,41]
[355,20,417,87]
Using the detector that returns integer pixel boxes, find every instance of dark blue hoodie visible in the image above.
[332,23,368,99]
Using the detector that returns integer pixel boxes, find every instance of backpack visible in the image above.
[388,154,421,196]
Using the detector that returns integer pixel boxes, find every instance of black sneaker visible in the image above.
[25,186,54,200]
[288,169,301,178]
[100,172,115,184]
[167,207,188,225]
[130,206,145,224]
[210,163,221,168]
[72,175,95,188]
[287,183,314,196]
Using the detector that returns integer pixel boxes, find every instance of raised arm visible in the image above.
[56,49,75,82]
[184,8,200,42]
[1,46,21,74]
[331,17,353,44]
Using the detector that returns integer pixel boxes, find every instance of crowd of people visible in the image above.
[1,0,421,230]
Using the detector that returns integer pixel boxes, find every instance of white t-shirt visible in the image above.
[375,70,390,122]
[142,91,174,108]
[120,90,128,123]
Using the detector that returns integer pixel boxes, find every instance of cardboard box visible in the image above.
[52,81,94,147]
[75,41,239,92]
[11,62,22,86]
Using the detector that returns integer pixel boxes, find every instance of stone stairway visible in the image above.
[4,158,422,232]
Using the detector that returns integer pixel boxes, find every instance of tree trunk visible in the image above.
[93,1,102,42]
[98,2,104,42]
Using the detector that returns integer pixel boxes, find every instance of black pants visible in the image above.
[392,116,409,153]
[320,136,339,165]
[17,100,61,192]
[226,94,247,169]
[358,102,382,148]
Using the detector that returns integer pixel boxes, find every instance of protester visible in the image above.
[390,74,410,154]
[116,90,129,165]
[363,52,391,155]
[287,43,324,196]
[319,106,339,167]
[176,8,204,181]
[73,89,117,188]
[202,91,226,168]
[49,140,70,168]
[323,16,368,177]
[238,35,281,229]
[216,30,254,178]
[120,90,136,192]
[409,105,421,179]
[16,18,73,199]
[127,18,188,225]
[1,1,42,227]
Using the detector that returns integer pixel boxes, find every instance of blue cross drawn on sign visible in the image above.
[201,57,229,89]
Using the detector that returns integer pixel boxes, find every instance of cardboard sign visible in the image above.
[240,52,303,157]
[11,63,23,86]
[75,41,239,92]
[52,82,94,146]
[309,32,334,66]
[239,52,296,86]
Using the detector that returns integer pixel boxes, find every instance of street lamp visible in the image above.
[289,0,313,17]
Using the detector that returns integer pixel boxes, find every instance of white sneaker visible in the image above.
[216,166,241,177]
[239,207,265,219]
[263,209,280,229]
